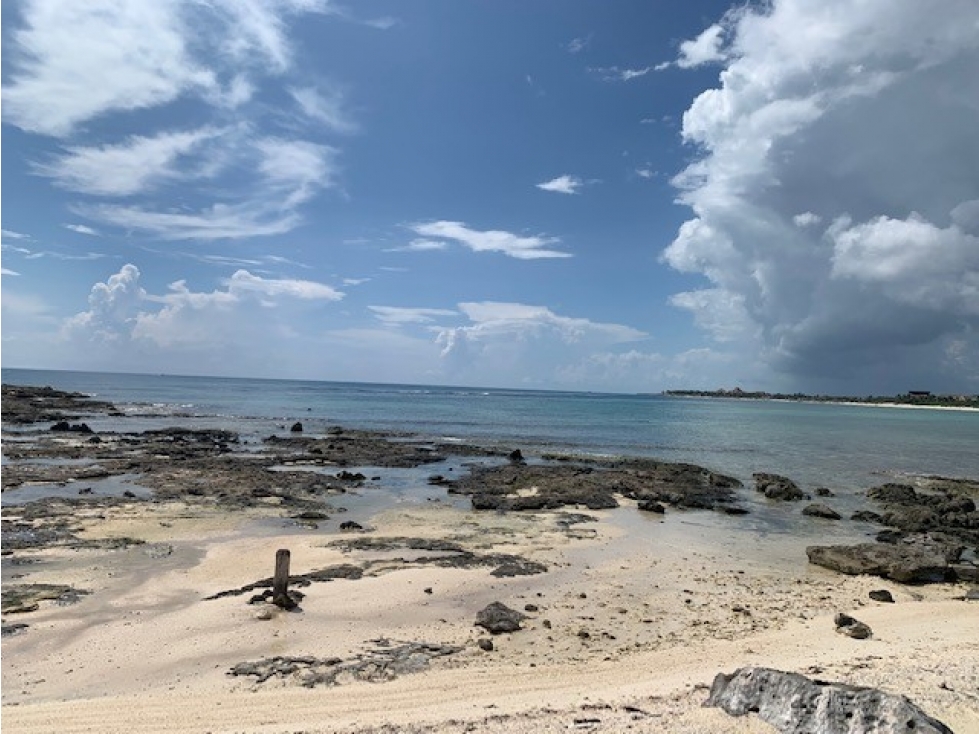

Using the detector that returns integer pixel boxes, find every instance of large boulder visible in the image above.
[705,666,953,733]
[806,542,953,583]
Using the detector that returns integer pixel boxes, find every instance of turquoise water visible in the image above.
[3,368,978,493]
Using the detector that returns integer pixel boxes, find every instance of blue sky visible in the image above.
[3,0,978,394]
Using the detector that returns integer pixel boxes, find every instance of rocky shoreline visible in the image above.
[3,383,977,732]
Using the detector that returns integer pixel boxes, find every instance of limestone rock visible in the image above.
[705,666,953,733]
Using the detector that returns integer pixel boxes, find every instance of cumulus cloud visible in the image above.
[664,0,979,392]
[536,175,584,195]
[411,221,571,260]
[435,301,646,386]
[65,264,343,353]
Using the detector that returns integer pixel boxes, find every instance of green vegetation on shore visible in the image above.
[663,388,979,409]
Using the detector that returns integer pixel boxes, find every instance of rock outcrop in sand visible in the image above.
[706,666,953,733]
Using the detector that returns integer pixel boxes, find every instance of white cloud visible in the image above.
[435,302,647,387]
[1,229,32,241]
[65,264,342,351]
[664,0,979,391]
[289,86,357,134]
[64,263,147,340]
[591,66,655,82]
[369,306,458,325]
[2,268,22,277]
[390,239,449,253]
[411,221,571,260]
[536,175,584,195]
[567,36,591,54]
[36,128,222,196]
[3,1,215,137]
[254,138,338,208]
[676,24,726,69]
[63,224,101,236]
[792,212,821,228]
[74,137,339,239]
[76,201,303,241]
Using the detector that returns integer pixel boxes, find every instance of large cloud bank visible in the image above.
[666,0,979,392]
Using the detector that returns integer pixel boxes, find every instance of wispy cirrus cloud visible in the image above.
[386,238,450,253]
[369,306,458,325]
[5,1,350,243]
[289,86,357,134]
[64,224,101,236]
[35,128,224,196]
[410,221,571,260]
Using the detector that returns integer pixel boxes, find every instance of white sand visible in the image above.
[3,499,978,733]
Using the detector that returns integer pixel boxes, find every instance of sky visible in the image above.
[2,0,978,394]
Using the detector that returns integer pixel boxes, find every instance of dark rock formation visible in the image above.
[806,541,955,583]
[447,458,743,514]
[869,589,895,603]
[706,667,953,733]
[834,612,872,639]
[339,521,364,532]
[475,602,526,634]
[753,473,806,501]
[290,422,303,433]
[2,384,116,424]
[637,500,666,514]
[508,449,525,464]
[50,421,93,433]
[851,510,883,523]
[815,487,834,497]
[802,503,842,520]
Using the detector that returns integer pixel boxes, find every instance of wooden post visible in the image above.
[272,548,295,609]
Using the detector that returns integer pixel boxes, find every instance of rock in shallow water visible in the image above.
[705,666,953,734]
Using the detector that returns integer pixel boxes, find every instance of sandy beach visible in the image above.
[4,493,979,733]
[3,386,978,733]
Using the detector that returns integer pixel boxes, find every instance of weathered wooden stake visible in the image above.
[272,548,295,609]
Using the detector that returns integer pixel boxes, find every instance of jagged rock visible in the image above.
[290,422,303,432]
[867,483,918,504]
[508,449,525,464]
[834,612,872,639]
[815,487,834,497]
[705,666,953,733]
[338,521,364,532]
[803,503,841,520]
[806,542,953,583]
[869,589,895,603]
[753,473,805,501]
[475,602,526,634]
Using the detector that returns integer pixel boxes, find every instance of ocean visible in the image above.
[4,368,978,495]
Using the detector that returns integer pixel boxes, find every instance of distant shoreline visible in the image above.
[664,391,979,413]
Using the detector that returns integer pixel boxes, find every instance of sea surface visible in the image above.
[4,368,978,494]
